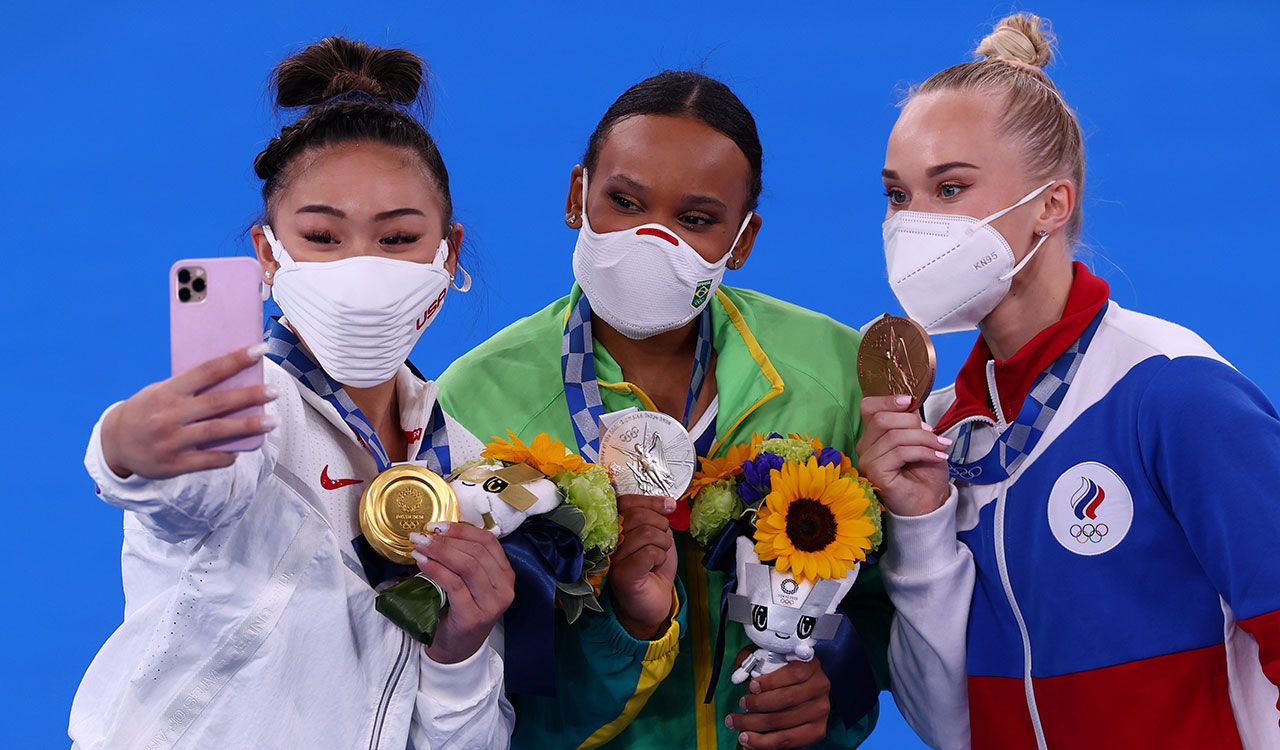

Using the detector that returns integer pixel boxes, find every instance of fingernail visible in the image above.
[749,680,762,694]
[724,716,734,729]
[247,343,268,359]
[410,550,428,565]
[739,733,750,746]
[922,422,934,431]
[260,415,279,431]
[935,451,949,459]
[428,522,449,534]
[938,436,954,446]
[264,384,281,399]
[738,697,747,710]
[662,497,677,514]
[409,532,431,547]
[895,395,912,406]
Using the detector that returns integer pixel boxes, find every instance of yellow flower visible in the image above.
[484,431,586,477]
[685,434,764,500]
[753,457,877,583]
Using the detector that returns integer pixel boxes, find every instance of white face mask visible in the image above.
[262,226,470,388]
[882,181,1054,334]
[571,170,752,340]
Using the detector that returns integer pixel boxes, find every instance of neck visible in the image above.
[345,378,402,444]
[593,315,700,373]
[979,245,1075,360]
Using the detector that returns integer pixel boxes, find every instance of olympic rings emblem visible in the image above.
[1068,523,1109,544]
[950,465,983,481]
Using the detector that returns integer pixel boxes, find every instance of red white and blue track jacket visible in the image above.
[882,264,1280,749]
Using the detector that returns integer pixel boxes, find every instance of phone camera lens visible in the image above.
[177,268,191,284]
[192,277,207,293]
[178,287,192,302]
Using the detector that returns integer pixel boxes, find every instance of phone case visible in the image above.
[170,257,266,452]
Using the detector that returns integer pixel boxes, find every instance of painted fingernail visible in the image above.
[409,532,431,548]
[938,436,954,446]
[662,497,677,514]
[263,384,281,399]
[739,733,750,746]
[935,451,949,459]
[922,422,935,431]
[429,522,449,534]
[724,716,734,729]
[738,697,747,710]
[247,343,268,359]
[260,415,279,431]
[411,550,428,565]
[895,395,912,406]
[749,679,762,694]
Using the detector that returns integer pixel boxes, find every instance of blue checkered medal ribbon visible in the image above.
[947,308,1105,485]
[561,293,712,461]
[264,319,451,474]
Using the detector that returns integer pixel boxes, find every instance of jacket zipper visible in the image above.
[369,631,412,750]
[985,360,1007,428]
[993,472,1047,748]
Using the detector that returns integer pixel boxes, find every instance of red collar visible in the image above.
[936,262,1109,433]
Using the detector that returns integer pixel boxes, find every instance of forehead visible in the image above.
[885,90,1009,173]
[279,141,443,216]
[595,114,751,202]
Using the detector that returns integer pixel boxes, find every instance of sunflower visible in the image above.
[484,430,586,477]
[684,434,764,500]
[753,457,877,583]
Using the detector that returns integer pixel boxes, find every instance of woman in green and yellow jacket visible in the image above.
[438,71,893,750]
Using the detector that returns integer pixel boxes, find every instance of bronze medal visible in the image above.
[359,464,459,565]
[858,314,938,412]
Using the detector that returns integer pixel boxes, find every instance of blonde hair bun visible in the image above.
[975,13,1055,69]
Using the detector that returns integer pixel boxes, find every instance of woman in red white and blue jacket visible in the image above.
[857,13,1280,750]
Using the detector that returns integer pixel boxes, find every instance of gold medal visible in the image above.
[858,314,937,413]
[359,464,459,565]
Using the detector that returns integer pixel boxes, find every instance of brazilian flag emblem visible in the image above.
[691,280,713,308]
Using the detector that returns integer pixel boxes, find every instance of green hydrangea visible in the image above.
[554,466,619,553]
[759,437,816,464]
[690,479,745,547]
[857,475,884,550]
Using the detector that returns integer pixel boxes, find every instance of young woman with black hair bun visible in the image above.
[71,37,514,749]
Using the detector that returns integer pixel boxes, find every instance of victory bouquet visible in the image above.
[372,431,617,695]
[686,434,883,683]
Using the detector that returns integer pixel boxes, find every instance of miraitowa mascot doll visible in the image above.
[728,536,857,682]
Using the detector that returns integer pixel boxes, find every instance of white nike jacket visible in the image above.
[71,359,514,750]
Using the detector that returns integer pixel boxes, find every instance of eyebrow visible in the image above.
[607,174,648,194]
[606,174,727,210]
[926,161,980,177]
[294,205,426,221]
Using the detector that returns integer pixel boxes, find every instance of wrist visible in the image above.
[100,408,134,480]
[611,589,673,641]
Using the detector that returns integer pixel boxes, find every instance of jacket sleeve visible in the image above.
[512,582,687,748]
[84,402,275,543]
[881,487,975,750]
[1139,355,1280,717]
[411,624,516,749]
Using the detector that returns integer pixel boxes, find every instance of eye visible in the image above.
[884,188,908,206]
[751,605,768,632]
[797,616,816,640]
[938,183,966,199]
[678,212,719,228]
[380,233,421,246]
[609,192,639,211]
[303,231,338,245]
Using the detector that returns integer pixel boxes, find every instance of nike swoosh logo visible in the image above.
[320,465,363,490]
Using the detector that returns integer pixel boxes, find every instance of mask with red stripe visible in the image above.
[572,170,752,340]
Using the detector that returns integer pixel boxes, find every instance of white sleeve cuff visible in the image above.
[420,640,503,705]
[882,485,962,578]
[86,403,152,498]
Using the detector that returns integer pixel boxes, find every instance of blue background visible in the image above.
[3,1,1277,747]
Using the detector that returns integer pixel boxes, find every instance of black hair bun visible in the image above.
[272,36,427,109]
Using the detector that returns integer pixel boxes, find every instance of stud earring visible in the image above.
[1037,229,1049,237]
[728,257,741,270]
[264,270,273,279]
[565,211,580,227]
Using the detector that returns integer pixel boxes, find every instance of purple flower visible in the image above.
[738,452,784,505]
[816,446,844,468]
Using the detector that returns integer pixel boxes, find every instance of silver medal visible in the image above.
[598,411,696,498]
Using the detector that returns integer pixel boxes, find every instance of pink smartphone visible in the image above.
[170,257,265,452]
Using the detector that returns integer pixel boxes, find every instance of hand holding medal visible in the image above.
[855,315,952,517]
